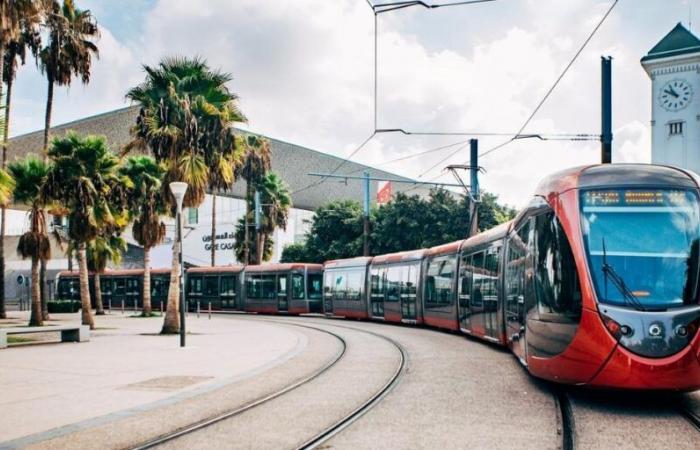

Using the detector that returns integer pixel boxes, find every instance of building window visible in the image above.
[187,207,198,225]
[669,121,684,136]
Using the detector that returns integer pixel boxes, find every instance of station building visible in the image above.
[3,106,432,302]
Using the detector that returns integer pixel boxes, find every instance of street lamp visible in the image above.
[170,181,188,348]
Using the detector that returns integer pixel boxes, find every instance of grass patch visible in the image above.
[8,336,35,344]
[130,312,163,318]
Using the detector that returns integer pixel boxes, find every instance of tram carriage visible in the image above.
[243,263,324,314]
[370,250,425,324]
[55,269,171,310]
[186,265,245,311]
[323,257,372,319]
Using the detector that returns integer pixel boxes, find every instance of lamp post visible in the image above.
[169,182,188,348]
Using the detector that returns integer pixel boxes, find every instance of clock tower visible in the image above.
[642,23,700,173]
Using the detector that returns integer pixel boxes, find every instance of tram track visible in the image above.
[131,317,408,450]
[129,321,348,450]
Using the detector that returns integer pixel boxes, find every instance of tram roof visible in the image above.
[425,240,464,257]
[58,268,171,277]
[371,249,426,264]
[244,263,323,273]
[534,163,698,196]
[186,265,245,274]
[324,256,373,269]
[462,221,512,250]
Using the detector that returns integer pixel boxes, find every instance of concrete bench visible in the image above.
[0,325,90,349]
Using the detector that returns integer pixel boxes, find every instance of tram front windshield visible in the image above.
[580,188,700,309]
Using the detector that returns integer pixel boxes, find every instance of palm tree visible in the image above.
[120,155,166,316]
[255,171,291,264]
[127,56,246,333]
[237,136,271,264]
[39,0,98,153]
[38,0,98,318]
[87,235,126,315]
[43,132,126,330]
[8,156,49,327]
[0,0,46,320]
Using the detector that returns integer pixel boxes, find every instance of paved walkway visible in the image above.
[0,311,306,446]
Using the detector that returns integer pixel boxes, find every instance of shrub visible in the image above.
[48,300,81,313]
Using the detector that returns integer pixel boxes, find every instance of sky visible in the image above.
[7,0,700,208]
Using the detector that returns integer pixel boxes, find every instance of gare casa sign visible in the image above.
[202,231,236,251]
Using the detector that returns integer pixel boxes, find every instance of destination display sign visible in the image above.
[582,189,691,207]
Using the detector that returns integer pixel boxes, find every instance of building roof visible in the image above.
[8,106,434,211]
[642,22,700,63]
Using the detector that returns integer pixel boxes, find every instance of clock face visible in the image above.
[659,79,693,112]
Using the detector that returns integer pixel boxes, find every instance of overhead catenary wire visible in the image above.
[478,0,620,159]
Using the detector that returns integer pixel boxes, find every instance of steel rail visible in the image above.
[553,388,576,450]
[128,322,348,450]
[293,320,409,450]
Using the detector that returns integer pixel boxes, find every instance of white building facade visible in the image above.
[642,23,700,172]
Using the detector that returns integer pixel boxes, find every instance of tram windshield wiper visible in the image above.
[601,238,647,311]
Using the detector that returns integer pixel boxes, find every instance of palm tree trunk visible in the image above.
[211,193,216,266]
[0,43,6,320]
[162,218,181,334]
[29,256,43,327]
[43,77,53,156]
[256,231,263,265]
[244,183,251,265]
[142,246,152,316]
[77,243,95,330]
[94,272,104,315]
[40,258,49,320]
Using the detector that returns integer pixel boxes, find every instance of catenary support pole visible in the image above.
[363,171,371,256]
[469,139,480,237]
[601,56,613,164]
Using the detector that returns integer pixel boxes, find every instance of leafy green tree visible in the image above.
[87,235,126,315]
[236,135,271,264]
[280,242,310,263]
[371,192,431,255]
[43,132,127,330]
[303,200,364,262]
[120,156,166,316]
[40,0,98,153]
[8,156,49,327]
[254,171,291,264]
[127,56,243,333]
[1,9,42,319]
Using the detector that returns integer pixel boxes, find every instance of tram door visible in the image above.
[458,253,472,331]
[277,274,289,312]
[370,267,385,318]
[469,252,486,335]
[483,246,501,339]
[401,264,418,321]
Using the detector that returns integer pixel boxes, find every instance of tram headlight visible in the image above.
[602,314,623,341]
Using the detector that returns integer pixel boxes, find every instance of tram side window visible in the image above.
[308,274,323,300]
[189,277,202,295]
[506,221,531,318]
[323,272,334,300]
[425,256,455,307]
[386,266,403,302]
[534,212,582,320]
[404,264,419,297]
[332,272,347,300]
[459,253,473,308]
[471,252,485,308]
[220,276,236,296]
[347,270,364,301]
[246,275,259,298]
[370,267,386,301]
[204,277,218,296]
[292,273,305,299]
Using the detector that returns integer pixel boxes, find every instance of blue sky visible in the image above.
[7,0,700,206]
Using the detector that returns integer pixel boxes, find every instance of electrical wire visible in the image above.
[479,0,620,159]
[291,132,377,195]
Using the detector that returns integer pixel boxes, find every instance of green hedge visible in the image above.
[48,300,81,313]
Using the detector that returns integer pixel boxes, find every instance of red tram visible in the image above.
[321,164,700,390]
